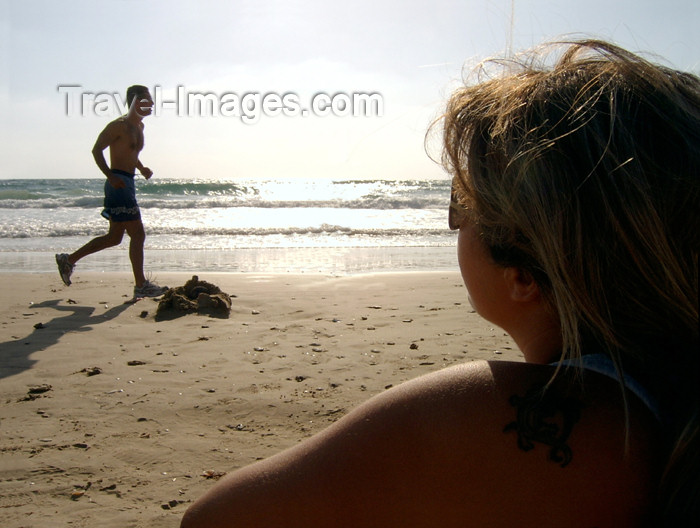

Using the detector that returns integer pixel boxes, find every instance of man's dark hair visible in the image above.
[126,85,150,107]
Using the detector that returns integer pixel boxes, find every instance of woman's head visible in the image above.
[441,40,700,521]
[443,39,699,365]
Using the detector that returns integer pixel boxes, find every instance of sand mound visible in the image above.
[156,275,232,319]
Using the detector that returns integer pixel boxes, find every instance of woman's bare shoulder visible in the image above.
[357,360,658,525]
[181,361,658,528]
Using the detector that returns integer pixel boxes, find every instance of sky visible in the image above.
[1,0,698,181]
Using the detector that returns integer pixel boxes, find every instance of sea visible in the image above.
[0,178,459,275]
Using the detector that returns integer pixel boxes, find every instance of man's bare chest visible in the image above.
[121,123,144,152]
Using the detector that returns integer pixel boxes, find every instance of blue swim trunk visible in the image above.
[101,169,141,222]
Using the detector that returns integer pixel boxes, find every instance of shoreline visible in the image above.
[0,272,518,527]
[0,246,459,276]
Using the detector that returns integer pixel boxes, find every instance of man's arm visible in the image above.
[92,121,124,188]
[136,159,153,179]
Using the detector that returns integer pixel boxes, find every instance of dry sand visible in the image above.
[0,271,519,527]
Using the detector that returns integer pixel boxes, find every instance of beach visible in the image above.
[0,271,519,527]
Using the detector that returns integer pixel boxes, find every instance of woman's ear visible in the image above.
[503,267,541,303]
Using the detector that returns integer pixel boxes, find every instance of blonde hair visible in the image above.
[441,40,699,524]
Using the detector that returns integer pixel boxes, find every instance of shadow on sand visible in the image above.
[0,299,132,380]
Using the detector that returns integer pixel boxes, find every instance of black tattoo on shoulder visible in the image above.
[503,383,582,468]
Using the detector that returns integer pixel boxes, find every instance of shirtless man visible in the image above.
[55,85,167,298]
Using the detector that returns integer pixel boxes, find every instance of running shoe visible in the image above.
[55,253,74,286]
[134,280,168,298]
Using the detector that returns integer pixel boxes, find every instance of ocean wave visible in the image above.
[0,223,450,239]
[0,190,49,201]
[0,196,448,210]
[0,178,451,210]
[0,197,104,209]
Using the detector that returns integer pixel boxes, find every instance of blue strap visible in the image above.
[556,354,662,422]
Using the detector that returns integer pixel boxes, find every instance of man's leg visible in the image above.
[124,219,146,287]
[124,220,167,297]
[69,221,126,265]
[56,221,126,286]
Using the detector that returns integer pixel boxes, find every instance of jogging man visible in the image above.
[55,85,167,298]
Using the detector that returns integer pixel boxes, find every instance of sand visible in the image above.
[0,271,519,527]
